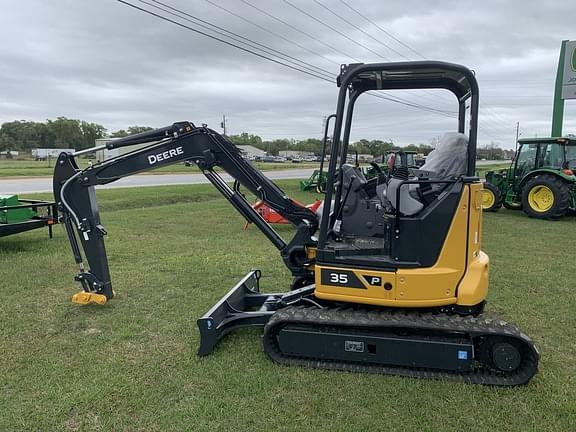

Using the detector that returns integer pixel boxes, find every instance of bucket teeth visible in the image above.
[71,291,108,305]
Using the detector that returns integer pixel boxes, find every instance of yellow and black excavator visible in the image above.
[53,61,539,386]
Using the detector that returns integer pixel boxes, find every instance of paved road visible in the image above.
[1,160,509,195]
[476,159,510,166]
[0,168,316,195]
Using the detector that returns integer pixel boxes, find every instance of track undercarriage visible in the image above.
[197,271,539,387]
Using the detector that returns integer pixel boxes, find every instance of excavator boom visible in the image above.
[54,123,317,302]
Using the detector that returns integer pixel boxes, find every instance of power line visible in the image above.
[368,92,457,118]
[203,0,341,68]
[281,0,460,112]
[116,0,332,81]
[208,0,456,117]
[281,0,455,112]
[117,0,457,118]
[479,105,512,130]
[312,0,410,60]
[290,0,517,139]
[332,0,462,109]
[337,0,427,59]
[283,0,391,61]
[236,0,362,63]
[141,0,333,79]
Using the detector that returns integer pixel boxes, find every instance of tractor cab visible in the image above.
[483,137,576,219]
[514,137,576,178]
[385,150,418,170]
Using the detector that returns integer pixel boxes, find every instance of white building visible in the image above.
[278,150,314,159]
[357,154,373,162]
[32,148,71,160]
[345,154,374,163]
[0,150,19,159]
[94,138,154,162]
[236,145,267,159]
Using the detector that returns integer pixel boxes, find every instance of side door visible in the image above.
[513,143,537,189]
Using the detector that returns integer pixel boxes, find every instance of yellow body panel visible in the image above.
[314,182,489,308]
[458,183,489,305]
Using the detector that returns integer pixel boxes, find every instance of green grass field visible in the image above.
[0,159,320,177]
[1,181,575,431]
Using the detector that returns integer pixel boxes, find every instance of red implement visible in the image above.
[244,199,322,230]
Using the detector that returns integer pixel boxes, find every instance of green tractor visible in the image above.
[482,136,576,219]
[300,150,419,192]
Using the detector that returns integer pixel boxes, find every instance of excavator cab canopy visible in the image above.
[318,61,480,256]
[334,61,479,174]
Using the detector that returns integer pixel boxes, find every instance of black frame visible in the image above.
[0,199,58,238]
[318,61,480,249]
[54,124,319,300]
[316,113,336,193]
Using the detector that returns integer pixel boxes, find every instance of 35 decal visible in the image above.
[320,269,365,289]
[329,273,348,284]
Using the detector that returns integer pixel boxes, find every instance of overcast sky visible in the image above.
[1,0,574,148]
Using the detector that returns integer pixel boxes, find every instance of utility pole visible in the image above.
[220,114,227,136]
[514,122,520,154]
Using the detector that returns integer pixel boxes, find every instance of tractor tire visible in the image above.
[521,175,571,220]
[481,182,502,212]
[503,201,522,210]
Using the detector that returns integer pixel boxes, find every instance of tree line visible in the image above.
[1,118,511,160]
[0,118,155,153]
[225,132,435,157]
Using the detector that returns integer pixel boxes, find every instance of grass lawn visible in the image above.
[0,159,320,177]
[1,181,575,431]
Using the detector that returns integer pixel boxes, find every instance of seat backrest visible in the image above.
[341,164,368,193]
[420,132,468,178]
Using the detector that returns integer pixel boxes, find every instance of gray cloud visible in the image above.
[1,0,574,148]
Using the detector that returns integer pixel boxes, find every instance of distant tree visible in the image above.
[110,125,153,138]
[0,120,56,151]
[268,139,292,155]
[110,129,128,138]
[128,125,154,135]
[349,139,394,157]
[417,144,434,155]
[404,144,419,153]
[46,117,84,149]
[294,138,322,154]
[80,121,107,149]
[0,118,106,152]
[228,132,263,147]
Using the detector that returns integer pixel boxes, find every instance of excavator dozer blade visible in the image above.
[196,270,283,356]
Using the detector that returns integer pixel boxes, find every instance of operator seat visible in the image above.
[419,132,468,178]
[341,164,369,196]
[382,132,469,216]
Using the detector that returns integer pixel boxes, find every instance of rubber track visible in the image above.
[263,306,539,386]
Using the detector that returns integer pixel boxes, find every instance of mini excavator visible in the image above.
[54,61,539,386]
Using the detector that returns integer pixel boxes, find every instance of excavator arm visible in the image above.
[53,122,317,304]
